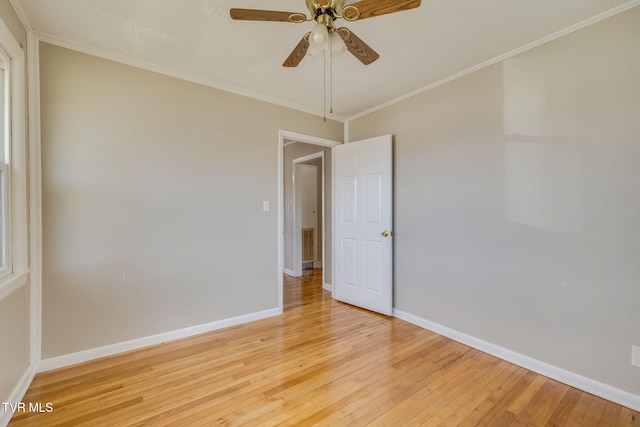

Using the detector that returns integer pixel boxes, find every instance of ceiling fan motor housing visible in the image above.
[306,0,344,23]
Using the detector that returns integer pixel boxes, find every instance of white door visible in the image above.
[333,135,393,315]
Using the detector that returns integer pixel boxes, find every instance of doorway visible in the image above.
[278,130,340,311]
[293,153,324,281]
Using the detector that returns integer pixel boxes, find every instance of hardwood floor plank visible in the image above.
[330,354,444,422]
[429,360,521,425]
[9,275,639,426]
[528,382,570,425]
[582,395,613,426]
[512,379,561,423]
[565,393,596,426]
[456,365,530,426]
[338,345,479,424]
[507,374,549,415]
[365,351,492,424]
[597,400,623,426]
[474,370,539,425]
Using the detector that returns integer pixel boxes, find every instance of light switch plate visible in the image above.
[263,201,270,212]
[632,345,640,368]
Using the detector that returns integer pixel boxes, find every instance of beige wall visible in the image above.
[0,0,29,404]
[0,286,29,400]
[39,42,342,358]
[349,7,640,395]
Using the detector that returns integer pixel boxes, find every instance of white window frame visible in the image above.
[0,15,28,300]
[0,162,9,278]
[0,52,12,280]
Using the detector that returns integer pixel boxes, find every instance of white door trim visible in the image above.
[278,130,340,311]
[292,152,324,279]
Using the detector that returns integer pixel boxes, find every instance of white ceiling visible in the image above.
[12,0,639,120]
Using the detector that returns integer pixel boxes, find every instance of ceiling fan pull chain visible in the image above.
[329,32,333,115]
[323,50,327,122]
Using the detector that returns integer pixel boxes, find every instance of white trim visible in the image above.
[281,130,341,148]
[278,133,284,311]
[36,308,281,373]
[0,365,35,427]
[393,308,640,412]
[0,162,9,280]
[284,268,296,277]
[322,283,332,292]
[0,3,28,276]
[32,32,347,123]
[331,144,336,298]
[27,31,42,365]
[5,19,27,276]
[343,120,349,144]
[347,0,640,122]
[292,152,327,164]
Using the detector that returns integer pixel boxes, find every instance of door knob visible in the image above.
[381,230,390,237]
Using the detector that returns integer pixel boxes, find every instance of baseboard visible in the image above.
[313,261,322,268]
[0,365,36,427]
[284,269,295,277]
[393,308,640,412]
[36,307,282,373]
[322,283,333,292]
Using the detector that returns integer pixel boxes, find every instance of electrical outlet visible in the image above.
[632,345,640,368]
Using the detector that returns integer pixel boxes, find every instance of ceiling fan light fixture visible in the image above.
[330,31,346,57]
[310,22,329,49]
[307,44,324,58]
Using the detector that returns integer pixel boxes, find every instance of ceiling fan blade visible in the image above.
[230,8,302,22]
[337,28,380,65]
[343,0,421,20]
[283,34,311,67]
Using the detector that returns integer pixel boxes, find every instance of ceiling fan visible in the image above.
[230,0,421,67]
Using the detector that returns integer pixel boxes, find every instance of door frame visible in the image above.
[278,130,340,311]
[292,152,325,279]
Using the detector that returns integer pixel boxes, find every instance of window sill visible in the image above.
[0,271,29,301]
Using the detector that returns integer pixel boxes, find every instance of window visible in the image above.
[0,17,27,291]
[0,57,10,279]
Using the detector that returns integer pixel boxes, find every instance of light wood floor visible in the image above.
[300,267,323,287]
[10,275,639,426]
